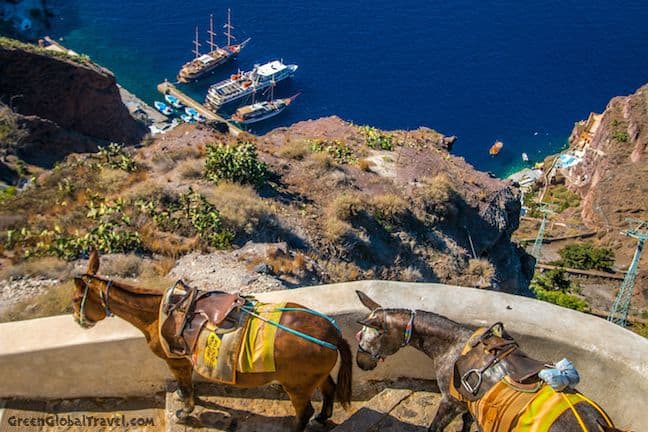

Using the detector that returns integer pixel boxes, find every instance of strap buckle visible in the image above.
[461,368,483,395]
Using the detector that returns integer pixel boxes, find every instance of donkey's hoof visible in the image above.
[313,413,329,425]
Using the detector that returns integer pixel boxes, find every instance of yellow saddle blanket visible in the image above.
[191,302,286,384]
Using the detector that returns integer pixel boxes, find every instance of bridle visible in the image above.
[77,274,114,326]
[357,308,417,360]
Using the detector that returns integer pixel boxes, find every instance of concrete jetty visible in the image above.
[157,81,244,136]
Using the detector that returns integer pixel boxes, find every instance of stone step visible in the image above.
[330,389,413,432]
[164,382,364,432]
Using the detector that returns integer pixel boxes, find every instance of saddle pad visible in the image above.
[237,302,286,374]
[191,320,249,385]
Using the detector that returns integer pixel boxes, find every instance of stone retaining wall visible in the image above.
[0,281,646,429]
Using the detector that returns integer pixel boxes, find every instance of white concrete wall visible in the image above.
[0,281,646,429]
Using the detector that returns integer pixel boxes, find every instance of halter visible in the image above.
[357,308,417,360]
[77,274,114,326]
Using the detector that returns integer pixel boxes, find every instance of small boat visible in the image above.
[154,101,173,116]
[231,94,298,124]
[185,107,199,117]
[522,152,529,162]
[180,113,194,123]
[165,94,183,109]
[489,140,503,156]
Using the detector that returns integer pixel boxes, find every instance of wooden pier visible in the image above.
[156,81,244,136]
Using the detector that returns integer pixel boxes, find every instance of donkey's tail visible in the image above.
[335,335,353,409]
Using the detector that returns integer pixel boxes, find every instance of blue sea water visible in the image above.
[45,0,648,177]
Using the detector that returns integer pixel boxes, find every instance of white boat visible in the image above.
[205,60,298,110]
[154,101,173,116]
[165,94,183,108]
[231,93,298,124]
[522,152,529,162]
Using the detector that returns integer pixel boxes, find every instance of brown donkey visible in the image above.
[71,250,352,432]
[354,291,628,432]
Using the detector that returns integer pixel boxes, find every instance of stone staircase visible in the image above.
[165,385,471,432]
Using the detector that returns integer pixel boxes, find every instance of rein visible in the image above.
[358,308,417,360]
[78,274,115,325]
[240,305,339,351]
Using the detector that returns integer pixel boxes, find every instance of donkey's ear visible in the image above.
[87,248,100,275]
[356,290,382,311]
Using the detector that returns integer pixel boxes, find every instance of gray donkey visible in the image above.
[354,291,626,432]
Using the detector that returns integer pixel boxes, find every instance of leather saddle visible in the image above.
[160,280,247,357]
[452,322,548,402]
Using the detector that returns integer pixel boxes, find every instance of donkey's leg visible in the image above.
[460,411,475,432]
[314,375,336,424]
[428,396,465,432]
[166,358,195,418]
[285,387,315,432]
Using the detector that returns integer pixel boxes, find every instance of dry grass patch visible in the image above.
[329,193,365,221]
[323,260,362,282]
[358,158,374,172]
[306,151,336,173]
[201,182,273,235]
[0,257,72,280]
[418,173,458,218]
[277,140,311,160]
[178,158,205,180]
[139,222,201,258]
[0,280,74,323]
[258,249,310,277]
[100,253,144,278]
[370,193,408,222]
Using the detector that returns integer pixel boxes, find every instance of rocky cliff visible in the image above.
[0,38,146,170]
[565,84,647,255]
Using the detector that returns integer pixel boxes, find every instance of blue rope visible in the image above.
[271,307,341,331]
[241,306,338,351]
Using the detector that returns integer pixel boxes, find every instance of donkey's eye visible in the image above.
[362,327,381,338]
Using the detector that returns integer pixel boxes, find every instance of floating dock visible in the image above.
[156,81,243,136]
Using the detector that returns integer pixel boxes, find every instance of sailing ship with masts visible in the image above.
[177,9,250,83]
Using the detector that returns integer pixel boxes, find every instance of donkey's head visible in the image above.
[355,291,415,371]
[72,249,109,328]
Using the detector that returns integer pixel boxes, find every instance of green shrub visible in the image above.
[0,186,16,203]
[308,139,356,164]
[531,287,588,311]
[556,242,615,271]
[530,267,588,311]
[612,131,629,143]
[8,197,141,260]
[204,141,267,186]
[359,125,394,150]
[97,143,138,172]
[136,188,233,249]
[544,184,580,213]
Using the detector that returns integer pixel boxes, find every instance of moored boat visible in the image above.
[165,94,184,108]
[231,93,299,124]
[522,152,529,162]
[177,10,250,83]
[205,60,298,110]
[489,140,503,156]
[154,101,173,116]
[180,113,194,123]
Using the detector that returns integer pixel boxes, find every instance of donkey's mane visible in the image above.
[89,274,163,296]
[379,308,472,341]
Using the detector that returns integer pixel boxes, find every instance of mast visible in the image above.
[223,8,236,47]
[207,14,218,51]
[192,25,201,58]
